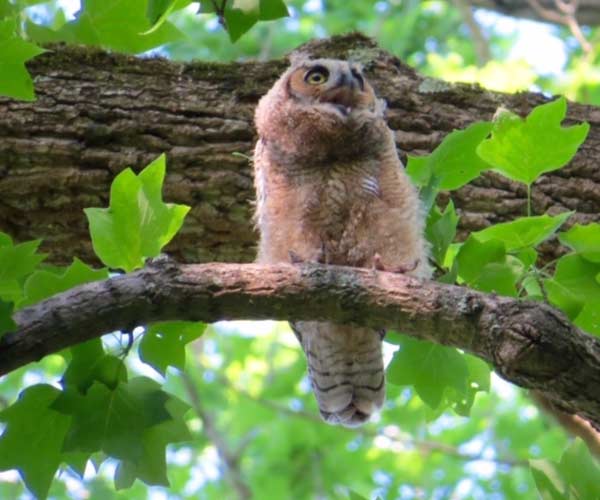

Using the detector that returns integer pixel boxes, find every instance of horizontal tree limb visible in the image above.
[3,262,600,428]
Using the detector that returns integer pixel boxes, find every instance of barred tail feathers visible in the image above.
[291,321,385,427]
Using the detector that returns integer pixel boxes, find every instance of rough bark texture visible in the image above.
[1,34,598,266]
[4,262,600,428]
[469,0,600,25]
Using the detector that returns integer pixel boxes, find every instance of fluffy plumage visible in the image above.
[253,57,429,427]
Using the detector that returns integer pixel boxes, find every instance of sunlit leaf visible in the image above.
[144,0,192,34]
[559,223,600,263]
[26,0,185,54]
[455,236,505,284]
[85,154,190,272]
[406,121,491,190]
[0,18,46,100]
[473,212,572,252]
[477,98,589,185]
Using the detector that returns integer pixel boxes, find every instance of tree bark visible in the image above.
[4,262,600,429]
[468,0,600,26]
[0,33,598,266]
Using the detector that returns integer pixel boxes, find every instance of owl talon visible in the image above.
[373,253,419,274]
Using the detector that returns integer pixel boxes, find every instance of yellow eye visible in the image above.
[304,66,329,85]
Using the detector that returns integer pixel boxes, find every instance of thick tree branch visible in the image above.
[467,0,600,25]
[1,34,598,266]
[3,262,600,429]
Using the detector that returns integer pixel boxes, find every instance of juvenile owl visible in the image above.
[253,57,429,427]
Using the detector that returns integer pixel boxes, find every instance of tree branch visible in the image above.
[3,262,600,429]
[467,0,600,26]
[180,370,251,500]
[452,0,492,65]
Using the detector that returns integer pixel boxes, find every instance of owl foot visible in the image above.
[289,244,327,265]
[373,253,419,274]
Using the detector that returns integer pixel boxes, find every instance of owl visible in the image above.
[253,56,430,427]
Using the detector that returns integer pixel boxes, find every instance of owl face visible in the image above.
[255,57,389,164]
[286,59,377,117]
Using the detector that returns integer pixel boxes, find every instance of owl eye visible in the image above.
[304,66,329,85]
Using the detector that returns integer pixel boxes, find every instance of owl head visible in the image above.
[255,57,389,165]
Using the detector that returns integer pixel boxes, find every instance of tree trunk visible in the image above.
[1,33,598,265]
[468,0,600,26]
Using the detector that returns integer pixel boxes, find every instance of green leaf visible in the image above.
[0,385,70,500]
[23,258,108,306]
[387,335,469,411]
[530,459,567,500]
[557,439,600,499]
[53,378,173,461]
[62,339,106,393]
[147,0,176,23]
[559,223,600,263]
[259,0,289,20]
[472,212,572,252]
[0,299,16,338]
[425,200,459,268]
[139,321,206,375]
[405,156,430,188]
[472,259,523,297]
[515,247,538,268]
[573,302,600,337]
[0,18,46,100]
[0,234,46,304]
[544,278,584,320]
[545,254,600,327]
[455,236,505,284]
[454,355,491,416]
[85,154,190,272]
[455,236,524,296]
[224,0,260,42]
[406,121,491,190]
[114,396,192,487]
[114,460,137,490]
[477,98,590,185]
[522,275,544,301]
[27,0,185,54]
[144,0,191,34]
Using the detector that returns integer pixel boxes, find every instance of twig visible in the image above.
[527,0,592,54]
[452,0,492,65]
[180,370,252,500]
[210,0,228,28]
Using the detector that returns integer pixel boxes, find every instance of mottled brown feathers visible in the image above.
[253,57,429,427]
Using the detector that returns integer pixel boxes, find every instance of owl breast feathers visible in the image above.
[253,56,430,427]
